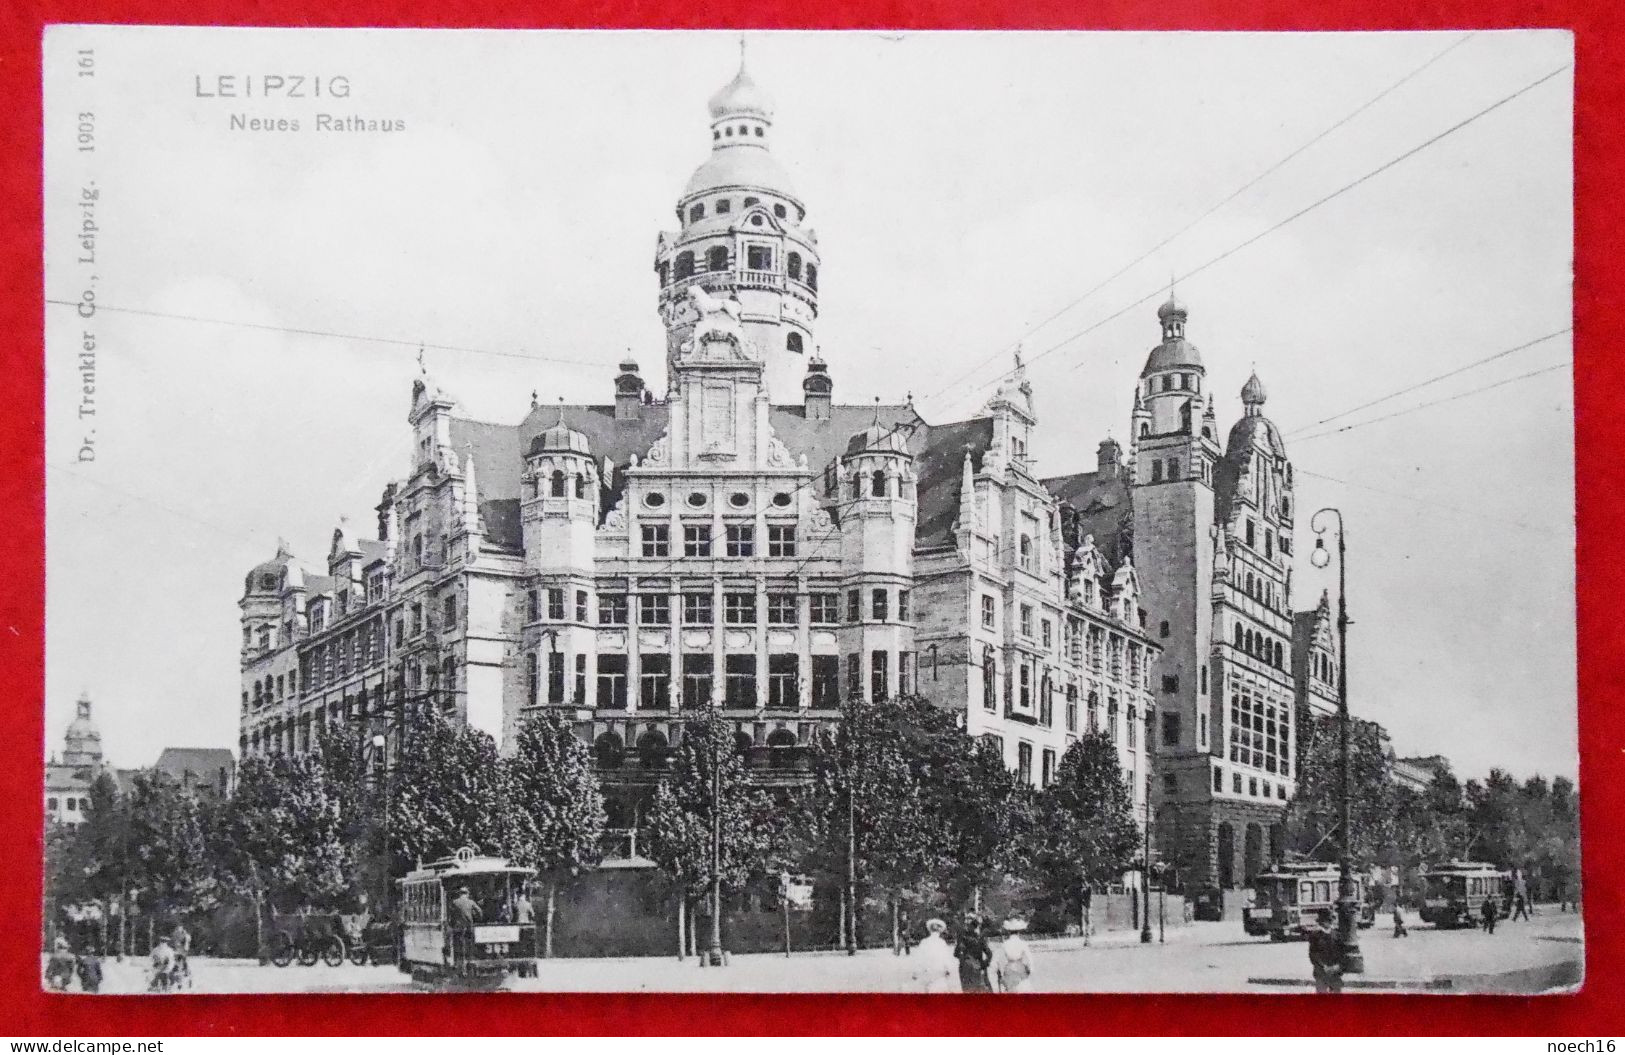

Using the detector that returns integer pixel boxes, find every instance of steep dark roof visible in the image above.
[1212,454,1241,527]
[913,417,993,549]
[480,499,521,552]
[357,539,389,567]
[155,748,235,787]
[1043,467,1131,567]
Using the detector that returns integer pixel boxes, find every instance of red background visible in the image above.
[1,0,1616,1036]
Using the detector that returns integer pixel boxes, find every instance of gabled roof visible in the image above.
[1044,468,1131,568]
[155,747,235,780]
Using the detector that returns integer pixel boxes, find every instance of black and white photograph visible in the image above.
[40,27,1578,995]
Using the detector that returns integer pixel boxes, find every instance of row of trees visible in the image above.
[46,696,1145,954]
[1285,713,1581,895]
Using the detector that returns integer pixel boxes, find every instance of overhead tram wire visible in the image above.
[925,31,1478,403]
[1294,468,1548,536]
[1291,362,1570,444]
[43,299,606,368]
[927,60,1573,411]
[1285,326,1572,437]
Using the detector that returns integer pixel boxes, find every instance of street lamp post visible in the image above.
[1141,756,1154,944]
[1312,507,1365,976]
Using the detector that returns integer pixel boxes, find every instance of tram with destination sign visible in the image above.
[396,848,536,986]
[1419,861,1505,928]
[1243,861,1376,940]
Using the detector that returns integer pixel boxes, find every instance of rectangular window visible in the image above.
[575,590,589,622]
[1200,713,1209,746]
[1020,605,1033,638]
[1164,772,1179,796]
[1214,766,1224,792]
[1162,711,1181,746]
[1246,520,1256,548]
[1233,772,1243,794]
[526,589,539,622]
[767,524,797,558]
[442,594,457,629]
[681,654,713,709]
[725,523,755,557]
[898,589,910,622]
[724,592,757,625]
[870,649,889,701]
[1066,691,1078,733]
[599,594,629,626]
[1042,748,1056,788]
[574,654,587,705]
[1041,620,1052,649]
[1200,666,1208,695]
[640,653,671,710]
[1018,663,1031,710]
[871,588,888,621]
[812,655,840,707]
[746,245,773,270]
[684,524,713,557]
[526,653,539,704]
[595,655,628,709]
[547,588,565,621]
[981,595,996,629]
[725,654,757,708]
[846,652,862,699]
[682,592,714,625]
[547,651,565,703]
[641,523,670,558]
[1039,682,1053,727]
[638,594,670,626]
[1162,674,1179,694]
[899,650,914,696]
[1017,742,1033,785]
[1128,706,1138,748]
[846,589,860,623]
[767,592,797,625]
[810,593,838,624]
[410,602,423,636]
[768,654,798,708]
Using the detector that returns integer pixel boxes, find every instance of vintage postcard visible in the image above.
[40,27,1577,994]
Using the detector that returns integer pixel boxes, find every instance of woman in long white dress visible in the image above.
[993,918,1035,993]
[912,918,959,993]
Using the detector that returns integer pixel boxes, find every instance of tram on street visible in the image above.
[1419,860,1505,928]
[395,847,536,986]
[1243,861,1376,940]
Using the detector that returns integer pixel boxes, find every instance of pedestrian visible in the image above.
[1308,908,1343,994]
[44,937,76,991]
[1481,895,1497,935]
[1512,890,1530,922]
[911,918,957,993]
[1391,903,1408,938]
[953,914,992,993]
[993,918,1035,993]
[76,944,103,993]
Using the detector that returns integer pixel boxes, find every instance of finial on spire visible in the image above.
[417,344,427,375]
[556,395,567,428]
[1013,343,1025,371]
[530,389,538,409]
[872,395,882,425]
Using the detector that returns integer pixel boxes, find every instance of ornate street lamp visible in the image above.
[1311,507,1365,975]
[707,693,726,967]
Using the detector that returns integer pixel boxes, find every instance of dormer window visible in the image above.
[747,245,772,270]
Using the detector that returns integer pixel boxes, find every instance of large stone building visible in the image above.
[235,55,1157,839]
[45,692,109,826]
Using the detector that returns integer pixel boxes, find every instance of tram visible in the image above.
[1243,862,1376,940]
[396,848,536,986]
[1419,860,1505,928]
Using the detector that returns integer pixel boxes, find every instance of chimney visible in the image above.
[615,359,644,420]
[1097,436,1122,477]
[803,355,832,421]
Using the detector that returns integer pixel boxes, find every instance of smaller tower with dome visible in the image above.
[62,691,103,768]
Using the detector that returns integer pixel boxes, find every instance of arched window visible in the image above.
[675,251,695,280]
[786,332,803,354]
[1019,534,1033,571]
[1139,422,1150,437]
[689,203,705,222]
[574,473,586,499]
[1274,641,1284,669]
[766,728,798,748]
[550,469,565,497]
[656,261,669,287]
[787,252,802,281]
[871,470,887,498]
[806,263,818,290]
[707,245,728,271]
[593,732,624,768]
[1246,573,1256,598]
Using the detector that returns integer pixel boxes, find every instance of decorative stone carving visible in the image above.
[645,429,670,465]
[766,434,794,467]
[686,284,743,349]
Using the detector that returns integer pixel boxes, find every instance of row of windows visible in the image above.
[1242,518,1290,560]
[637,523,798,559]
[524,586,908,627]
[1227,690,1292,777]
[525,649,915,710]
[1232,622,1287,671]
[1144,372,1202,397]
[666,247,818,289]
[1210,765,1290,801]
[687,193,793,221]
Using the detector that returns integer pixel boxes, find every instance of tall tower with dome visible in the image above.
[654,46,822,401]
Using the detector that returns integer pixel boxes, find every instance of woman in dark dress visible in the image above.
[954,914,993,993]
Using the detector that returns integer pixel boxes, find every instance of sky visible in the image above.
[41,28,1575,783]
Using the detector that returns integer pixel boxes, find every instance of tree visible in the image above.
[1028,732,1140,929]
[212,752,355,917]
[504,711,607,957]
[124,771,217,923]
[644,712,774,957]
[1285,714,1397,866]
[387,710,528,873]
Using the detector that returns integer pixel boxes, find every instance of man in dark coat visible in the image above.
[450,884,482,963]
[953,914,993,993]
[1308,908,1344,994]
[1481,895,1498,934]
